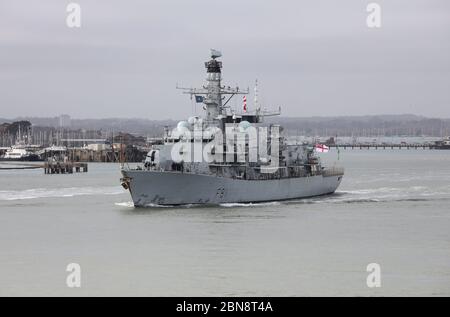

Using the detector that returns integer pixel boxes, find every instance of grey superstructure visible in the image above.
[121,50,344,206]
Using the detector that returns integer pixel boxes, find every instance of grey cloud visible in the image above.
[0,0,449,119]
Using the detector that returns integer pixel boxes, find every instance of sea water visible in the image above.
[0,150,449,296]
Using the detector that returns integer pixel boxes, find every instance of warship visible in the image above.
[120,50,344,206]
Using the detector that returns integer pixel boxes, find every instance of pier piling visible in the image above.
[44,162,88,175]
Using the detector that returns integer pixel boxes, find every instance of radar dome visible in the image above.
[238,120,252,132]
[177,121,189,130]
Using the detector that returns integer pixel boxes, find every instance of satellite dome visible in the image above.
[238,120,251,132]
[177,121,189,130]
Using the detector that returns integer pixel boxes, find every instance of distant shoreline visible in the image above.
[2,114,449,138]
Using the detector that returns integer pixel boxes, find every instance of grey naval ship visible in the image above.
[121,50,344,206]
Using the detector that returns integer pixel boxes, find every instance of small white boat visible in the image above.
[0,145,41,161]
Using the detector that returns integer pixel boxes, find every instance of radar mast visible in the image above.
[177,49,248,122]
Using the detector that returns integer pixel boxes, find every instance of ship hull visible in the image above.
[121,170,343,206]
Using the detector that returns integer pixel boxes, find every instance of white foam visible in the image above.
[324,185,450,204]
[220,202,281,208]
[0,186,124,201]
[114,201,135,208]
[143,203,174,208]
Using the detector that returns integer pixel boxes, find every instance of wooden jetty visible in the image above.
[41,147,147,163]
[43,162,88,174]
[0,161,88,174]
[328,144,433,150]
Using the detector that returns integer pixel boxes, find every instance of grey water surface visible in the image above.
[0,150,449,296]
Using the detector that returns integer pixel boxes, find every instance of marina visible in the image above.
[330,143,434,150]
[1,151,449,296]
[0,144,147,163]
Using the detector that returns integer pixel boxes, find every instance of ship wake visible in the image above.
[0,186,123,201]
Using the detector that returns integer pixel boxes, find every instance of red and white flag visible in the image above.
[243,96,247,112]
[315,144,329,153]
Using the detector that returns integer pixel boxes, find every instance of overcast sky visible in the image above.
[1,0,449,119]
